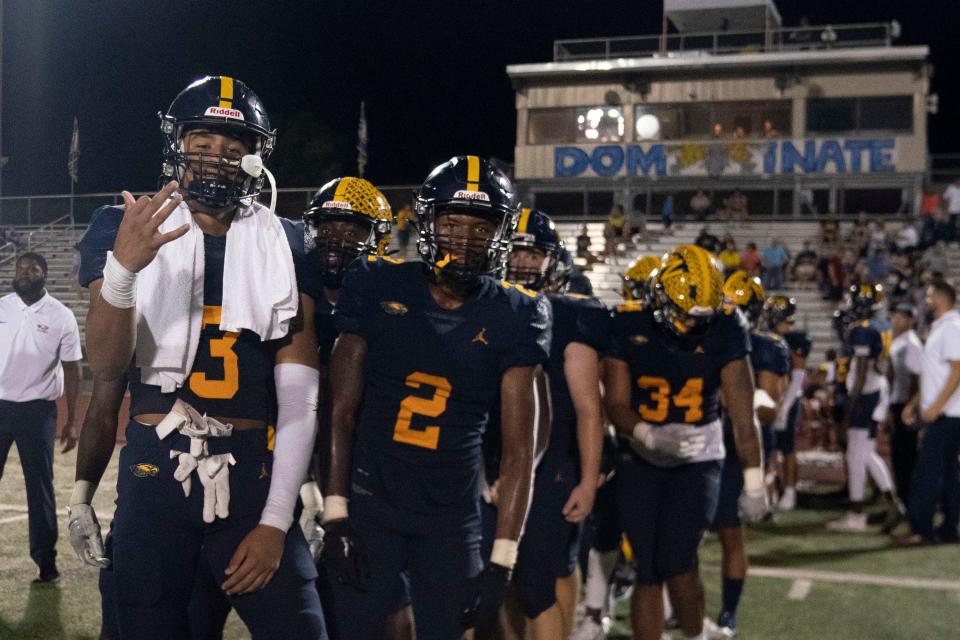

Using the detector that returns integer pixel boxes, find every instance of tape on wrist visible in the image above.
[70,480,97,507]
[321,495,348,523]
[743,467,765,493]
[100,251,138,309]
[632,421,652,444]
[300,481,322,511]
[490,538,519,570]
[754,389,776,410]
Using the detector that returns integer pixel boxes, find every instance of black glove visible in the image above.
[461,563,512,637]
[319,518,370,591]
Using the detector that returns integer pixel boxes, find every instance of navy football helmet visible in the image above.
[844,282,885,320]
[762,294,797,331]
[506,208,562,291]
[415,156,519,285]
[159,76,276,209]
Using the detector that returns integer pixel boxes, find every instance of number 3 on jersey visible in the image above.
[189,306,240,399]
[393,372,451,450]
[637,376,703,423]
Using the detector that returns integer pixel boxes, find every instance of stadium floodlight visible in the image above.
[636,113,661,140]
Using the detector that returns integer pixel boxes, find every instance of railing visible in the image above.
[0,241,14,266]
[0,185,420,227]
[930,154,960,183]
[26,214,76,252]
[553,22,897,62]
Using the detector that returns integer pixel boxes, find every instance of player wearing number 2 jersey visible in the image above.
[321,156,551,640]
[604,244,765,640]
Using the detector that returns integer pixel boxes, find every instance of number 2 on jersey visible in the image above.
[393,372,452,450]
[189,306,240,399]
[637,376,703,423]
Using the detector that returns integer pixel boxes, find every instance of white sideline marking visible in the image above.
[787,578,812,601]
[0,514,27,525]
[0,504,112,523]
[745,566,960,592]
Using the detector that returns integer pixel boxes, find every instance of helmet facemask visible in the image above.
[506,243,559,292]
[652,279,717,343]
[416,204,515,287]
[160,119,274,210]
[304,213,384,289]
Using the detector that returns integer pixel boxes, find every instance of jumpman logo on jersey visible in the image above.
[472,328,488,345]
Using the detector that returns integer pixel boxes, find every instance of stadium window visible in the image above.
[807,96,912,135]
[637,101,791,139]
[527,109,576,145]
[576,106,625,142]
[586,191,615,216]
[842,188,903,215]
[635,106,683,140]
[533,191,584,216]
[777,188,795,216]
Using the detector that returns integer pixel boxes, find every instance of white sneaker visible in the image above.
[826,511,867,532]
[571,616,608,640]
[778,488,797,511]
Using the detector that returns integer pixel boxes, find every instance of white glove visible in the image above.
[304,515,324,562]
[171,450,199,497]
[739,467,770,522]
[633,421,707,460]
[197,453,236,523]
[68,504,110,568]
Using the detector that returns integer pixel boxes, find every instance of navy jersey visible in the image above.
[607,305,750,427]
[77,205,307,422]
[335,258,551,466]
[750,331,790,377]
[543,292,609,463]
[845,319,890,394]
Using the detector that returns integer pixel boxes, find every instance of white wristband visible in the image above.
[490,538,519,570]
[743,467,765,493]
[754,389,776,410]
[322,495,349,523]
[100,251,137,309]
[70,480,97,507]
[632,421,652,445]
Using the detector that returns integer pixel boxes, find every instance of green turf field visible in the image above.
[0,446,956,639]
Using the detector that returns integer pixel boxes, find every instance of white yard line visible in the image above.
[787,578,813,601]
[0,514,28,525]
[0,504,112,522]
[704,565,960,592]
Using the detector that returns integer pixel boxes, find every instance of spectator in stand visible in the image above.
[604,205,627,256]
[761,238,790,291]
[690,189,711,221]
[740,242,762,277]
[932,210,953,245]
[869,219,889,256]
[942,176,960,238]
[920,183,941,219]
[6,226,24,250]
[694,227,721,254]
[900,280,960,546]
[661,194,674,234]
[886,255,915,305]
[792,240,819,282]
[393,202,416,256]
[820,214,841,245]
[849,211,871,257]
[576,224,601,266]
[627,206,647,242]
[763,119,780,138]
[866,249,891,284]
[921,241,949,277]
[727,189,748,220]
[894,221,919,255]
[820,246,846,301]
[887,304,923,515]
[717,240,741,276]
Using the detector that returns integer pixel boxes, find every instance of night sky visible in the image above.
[2,0,958,196]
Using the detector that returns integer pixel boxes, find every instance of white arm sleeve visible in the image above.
[260,362,320,532]
[773,369,806,431]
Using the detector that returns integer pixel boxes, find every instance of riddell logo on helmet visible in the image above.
[204,106,245,120]
[323,200,353,210]
[452,190,490,202]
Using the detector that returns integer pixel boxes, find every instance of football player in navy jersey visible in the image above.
[604,245,766,640]
[706,272,790,638]
[71,76,326,639]
[573,254,660,640]
[321,156,551,640]
[499,208,607,638]
[827,284,902,533]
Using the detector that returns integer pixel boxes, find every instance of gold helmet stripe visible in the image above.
[333,178,351,201]
[218,76,234,109]
[466,155,480,192]
[517,208,532,233]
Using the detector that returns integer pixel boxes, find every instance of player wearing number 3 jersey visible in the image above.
[322,156,551,640]
[603,244,765,640]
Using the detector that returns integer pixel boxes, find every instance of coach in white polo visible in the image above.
[902,279,960,546]
[0,252,82,583]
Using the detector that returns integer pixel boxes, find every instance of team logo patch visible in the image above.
[203,106,244,120]
[630,335,648,345]
[381,301,408,315]
[322,200,353,210]
[35,323,49,333]
[452,190,490,202]
[130,463,159,478]
[472,329,489,345]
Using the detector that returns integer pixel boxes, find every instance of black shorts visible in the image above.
[849,391,881,437]
[616,452,722,585]
[712,449,744,530]
[775,399,801,455]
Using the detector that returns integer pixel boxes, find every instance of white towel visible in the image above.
[135,200,298,393]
